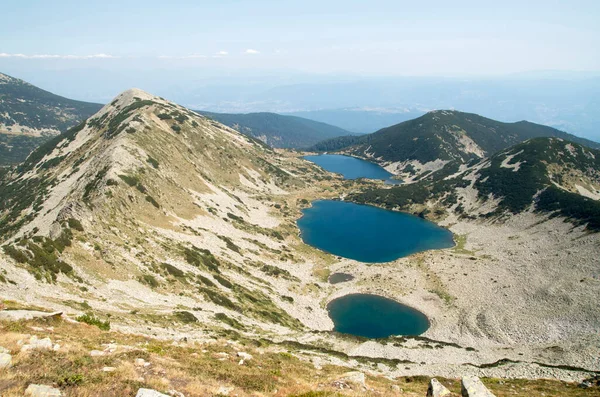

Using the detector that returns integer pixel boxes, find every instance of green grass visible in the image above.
[452,234,475,255]
[174,311,198,323]
[215,313,246,330]
[75,313,110,331]
[162,263,184,278]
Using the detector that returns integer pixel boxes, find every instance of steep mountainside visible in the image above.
[350,137,600,230]
[197,110,354,149]
[0,72,102,164]
[0,88,325,334]
[310,110,600,181]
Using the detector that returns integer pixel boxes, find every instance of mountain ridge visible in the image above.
[349,136,600,230]
[0,72,103,165]
[197,110,356,149]
[0,87,322,333]
[309,109,600,182]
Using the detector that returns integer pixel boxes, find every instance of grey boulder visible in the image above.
[136,388,171,397]
[25,384,62,397]
[461,376,496,397]
[427,378,452,396]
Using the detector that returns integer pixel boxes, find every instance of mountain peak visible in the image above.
[0,72,16,83]
[109,88,162,107]
[425,109,458,116]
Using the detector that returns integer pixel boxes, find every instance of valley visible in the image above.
[0,88,599,396]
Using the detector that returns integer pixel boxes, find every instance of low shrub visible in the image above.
[76,313,110,331]
[174,311,198,323]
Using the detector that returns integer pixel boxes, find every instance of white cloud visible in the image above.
[158,54,208,59]
[0,53,118,59]
[245,49,260,54]
[159,51,229,59]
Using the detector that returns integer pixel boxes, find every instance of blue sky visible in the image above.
[2,0,600,76]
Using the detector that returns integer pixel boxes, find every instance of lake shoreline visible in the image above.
[297,199,455,263]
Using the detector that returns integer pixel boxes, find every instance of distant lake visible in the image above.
[328,294,430,338]
[304,154,400,182]
[297,200,454,263]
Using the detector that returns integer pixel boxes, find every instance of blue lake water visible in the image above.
[297,200,454,263]
[304,154,399,182]
[328,294,430,338]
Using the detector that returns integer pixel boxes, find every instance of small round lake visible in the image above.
[297,200,454,263]
[304,154,399,182]
[328,294,430,338]
[328,273,355,284]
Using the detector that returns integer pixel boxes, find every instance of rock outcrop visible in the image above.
[20,336,54,352]
[427,378,453,396]
[25,384,62,397]
[461,376,496,397]
[135,389,171,397]
[0,352,12,369]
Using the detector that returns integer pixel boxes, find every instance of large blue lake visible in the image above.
[328,294,430,338]
[304,154,398,182]
[297,200,454,263]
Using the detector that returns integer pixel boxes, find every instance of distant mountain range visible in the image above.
[196,111,356,149]
[286,108,426,133]
[0,72,102,165]
[309,110,600,181]
[0,72,358,164]
[6,70,599,140]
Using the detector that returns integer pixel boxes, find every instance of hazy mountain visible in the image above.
[0,72,102,164]
[285,108,426,134]
[196,110,355,149]
[309,110,600,181]
[7,69,599,141]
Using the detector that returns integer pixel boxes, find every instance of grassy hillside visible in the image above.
[0,72,102,164]
[197,111,355,149]
[309,110,600,166]
[0,313,596,397]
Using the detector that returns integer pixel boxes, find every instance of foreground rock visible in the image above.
[25,384,62,397]
[0,352,12,369]
[21,336,53,352]
[427,378,452,396]
[461,376,496,397]
[136,388,170,397]
[0,310,62,321]
[333,371,366,390]
[217,386,234,395]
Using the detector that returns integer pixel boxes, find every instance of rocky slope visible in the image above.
[0,90,598,388]
[349,137,600,229]
[197,110,355,149]
[0,72,102,164]
[0,88,330,335]
[343,137,600,380]
[309,110,600,181]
